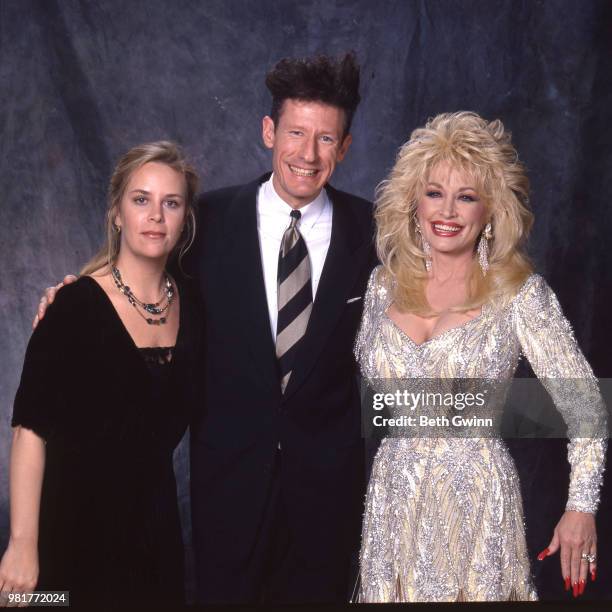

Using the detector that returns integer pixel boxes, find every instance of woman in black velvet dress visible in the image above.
[0,142,201,606]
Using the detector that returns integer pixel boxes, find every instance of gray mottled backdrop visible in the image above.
[1,0,611,601]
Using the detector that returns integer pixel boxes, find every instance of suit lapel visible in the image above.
[282,185,368,401]
[220,174,280,394]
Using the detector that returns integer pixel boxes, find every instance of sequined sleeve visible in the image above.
[354,265,387,364]
[512,274,608,514]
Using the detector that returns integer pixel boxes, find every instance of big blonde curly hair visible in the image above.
[375,111,534,315]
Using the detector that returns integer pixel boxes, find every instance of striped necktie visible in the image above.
[276,209,313,393]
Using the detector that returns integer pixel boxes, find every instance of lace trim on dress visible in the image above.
[138,346,174,365]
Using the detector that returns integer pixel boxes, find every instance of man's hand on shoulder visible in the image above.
[32,275,78,329]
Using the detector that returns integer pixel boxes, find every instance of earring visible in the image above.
[112,224,121,233]
[415,219,432,273]
[477,222,492,275]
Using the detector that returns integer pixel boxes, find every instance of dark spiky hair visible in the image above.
[265,51,361,137]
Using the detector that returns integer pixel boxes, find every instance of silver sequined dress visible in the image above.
[354,267,607,602]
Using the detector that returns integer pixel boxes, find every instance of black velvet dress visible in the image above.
[11,276,201,606]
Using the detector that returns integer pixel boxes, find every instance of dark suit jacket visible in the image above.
[188,173,376,590]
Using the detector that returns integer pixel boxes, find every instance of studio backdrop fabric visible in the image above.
[1,0,610,601]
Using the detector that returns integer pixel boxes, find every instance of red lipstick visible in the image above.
[431,221,463,237]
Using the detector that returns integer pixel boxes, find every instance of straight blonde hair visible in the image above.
[81,141,198,276]
[375,112,533,315]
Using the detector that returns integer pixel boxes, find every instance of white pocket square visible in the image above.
[346,296,362,304]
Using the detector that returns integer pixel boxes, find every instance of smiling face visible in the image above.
[114,161,187,263]
[262,99,352,208]
[416,162,488,259]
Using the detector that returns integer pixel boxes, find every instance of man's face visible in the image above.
[262,99,352,208]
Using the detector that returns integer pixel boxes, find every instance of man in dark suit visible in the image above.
[188,53,376,603]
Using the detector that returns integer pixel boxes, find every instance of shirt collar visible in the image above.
[260,174,328,230]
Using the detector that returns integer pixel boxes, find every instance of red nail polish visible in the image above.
[579,579,585,595]
[564,576,571,591]
[591,569,596,582]
[537,547,550,561]
[572,582,578,598]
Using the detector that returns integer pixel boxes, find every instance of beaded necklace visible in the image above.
[111,265,174,325]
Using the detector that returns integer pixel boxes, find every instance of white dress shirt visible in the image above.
[257,174,333,340]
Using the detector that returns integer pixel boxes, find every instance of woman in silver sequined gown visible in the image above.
[354,113,607,602]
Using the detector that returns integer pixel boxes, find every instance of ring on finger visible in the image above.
[581,552,596,563]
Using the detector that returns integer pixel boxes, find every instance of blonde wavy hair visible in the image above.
[375,111,533,315]
[81,141,198,276]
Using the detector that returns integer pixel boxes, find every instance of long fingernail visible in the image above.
[564,576,571,591]
[591,569,596,582]
[537,548,550,561]
[573,582,578,598]
[579,578,586,595]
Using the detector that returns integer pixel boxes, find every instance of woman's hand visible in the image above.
[3,427,46,607]
[0,537,39,606]
[537,510,596,598]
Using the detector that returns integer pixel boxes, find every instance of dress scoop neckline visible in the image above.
[383,303,486,348]
[81,275,183,358]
